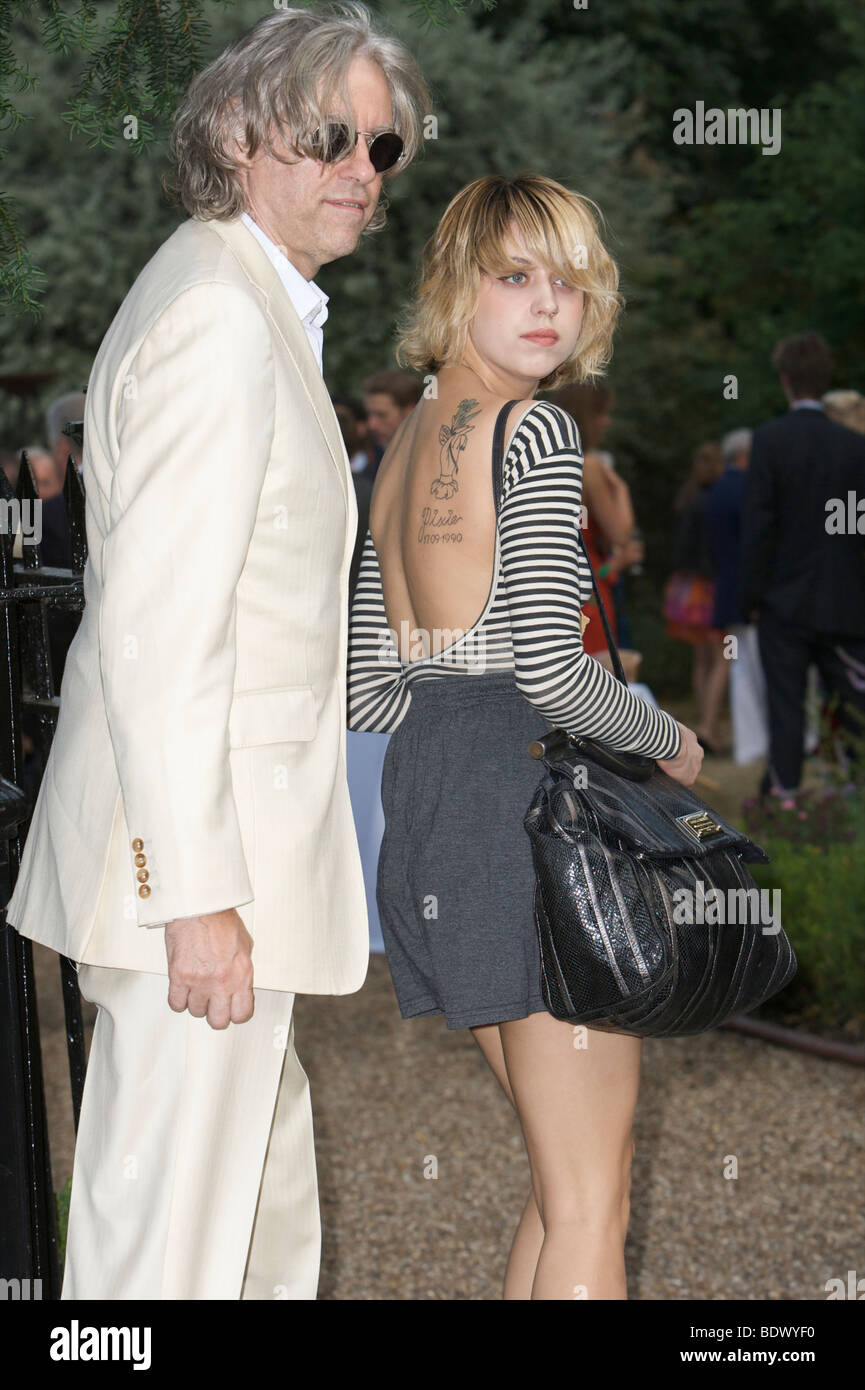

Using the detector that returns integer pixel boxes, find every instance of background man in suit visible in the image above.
[705,427,771,766]
[361,368,423,479]
[5,4,429,1299]
[741,331,865,797]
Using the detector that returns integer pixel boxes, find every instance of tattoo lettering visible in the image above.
[430,397,482,499]
[418,506,463,544]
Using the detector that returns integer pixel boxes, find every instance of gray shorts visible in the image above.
[376,670,552,1029]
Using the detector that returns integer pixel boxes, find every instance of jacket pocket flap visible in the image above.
[229,685,317,747]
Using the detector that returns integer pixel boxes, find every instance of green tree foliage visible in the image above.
[0,6,188,432]
[679,3,865,422]
[464,0,865,594]
[0,1,237,312]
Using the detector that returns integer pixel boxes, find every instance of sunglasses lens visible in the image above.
[369,132,403,172]
[309,123,403,171]
[310,121,352,163]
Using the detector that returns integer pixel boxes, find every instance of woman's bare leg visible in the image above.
[499,1012,642,1300]
[700,641,730,747]
[470,1021,544,1299]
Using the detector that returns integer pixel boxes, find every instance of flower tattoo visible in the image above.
[430,398,482,499]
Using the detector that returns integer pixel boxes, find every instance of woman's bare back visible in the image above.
[369,369,531,661]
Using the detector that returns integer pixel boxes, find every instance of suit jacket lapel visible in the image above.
[203,215,349,503]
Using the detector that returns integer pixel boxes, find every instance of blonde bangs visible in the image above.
[475,186,587,286]
[397,173,624,386]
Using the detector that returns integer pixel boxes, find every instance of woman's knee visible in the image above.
[536,1136,636,1233]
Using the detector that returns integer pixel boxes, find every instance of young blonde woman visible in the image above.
[347,173,703,1300]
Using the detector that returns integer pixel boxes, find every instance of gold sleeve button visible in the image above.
[136,869,149,883]
[134,853,147,868]
[131,838,144,852]
[138,884,151,899]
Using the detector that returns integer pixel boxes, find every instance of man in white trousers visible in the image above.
[5,4,429,1299]
[706,429,770,765]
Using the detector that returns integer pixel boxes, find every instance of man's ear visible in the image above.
[222,98,251,167]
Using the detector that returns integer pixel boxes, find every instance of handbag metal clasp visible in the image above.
[676,810,724,842]
[528,726,572,761]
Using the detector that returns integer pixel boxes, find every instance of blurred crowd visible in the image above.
[661,333,865,800]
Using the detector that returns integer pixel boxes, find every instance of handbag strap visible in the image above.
[491,398,629,687]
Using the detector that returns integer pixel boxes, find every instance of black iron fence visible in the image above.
[0,426,87,1299]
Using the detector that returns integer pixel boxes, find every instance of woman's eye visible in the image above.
[502,272,527,284]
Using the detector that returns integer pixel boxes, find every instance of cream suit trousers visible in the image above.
[61,961,320,1300]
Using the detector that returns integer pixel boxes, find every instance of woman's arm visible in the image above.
[347,530,412,733]
[499,404,682,759]
[581,450,635,549]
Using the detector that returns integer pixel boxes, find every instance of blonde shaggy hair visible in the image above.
[823,389,865,435]
[397,173,624,388]
[164,2,431,232]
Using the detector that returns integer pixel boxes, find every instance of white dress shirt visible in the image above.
[240,212,329,374]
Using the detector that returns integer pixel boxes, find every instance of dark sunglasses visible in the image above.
[308,120,404,173]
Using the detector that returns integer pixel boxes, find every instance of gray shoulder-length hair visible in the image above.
[164,2,431,232]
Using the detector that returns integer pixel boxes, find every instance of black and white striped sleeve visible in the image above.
[347,529,412,733]
[498,402,682,759]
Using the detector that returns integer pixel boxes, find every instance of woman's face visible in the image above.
[467,231,585,387]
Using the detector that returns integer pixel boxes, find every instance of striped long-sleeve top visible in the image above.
[347,400,682,760]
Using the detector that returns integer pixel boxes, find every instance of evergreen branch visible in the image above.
[0,193,46,316]
[407,0,498,29]
[37,2,101,55]
[60,1,223,149]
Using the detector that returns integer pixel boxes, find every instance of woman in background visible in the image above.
[548,381,643,671]
[822,389,865,435]
[663,442,727,753]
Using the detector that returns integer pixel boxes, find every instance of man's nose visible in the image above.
[340,133,378,183]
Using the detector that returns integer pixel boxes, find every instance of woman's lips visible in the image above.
[522,331,559,345]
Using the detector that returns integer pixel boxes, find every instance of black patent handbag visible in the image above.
[492,400,797,1037]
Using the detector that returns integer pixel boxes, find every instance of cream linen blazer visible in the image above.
[5,214,369,995]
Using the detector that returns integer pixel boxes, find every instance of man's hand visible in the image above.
[656,721,704,787]
[165,909,254,1030]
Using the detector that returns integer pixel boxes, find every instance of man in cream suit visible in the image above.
[5,6,429,1299]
